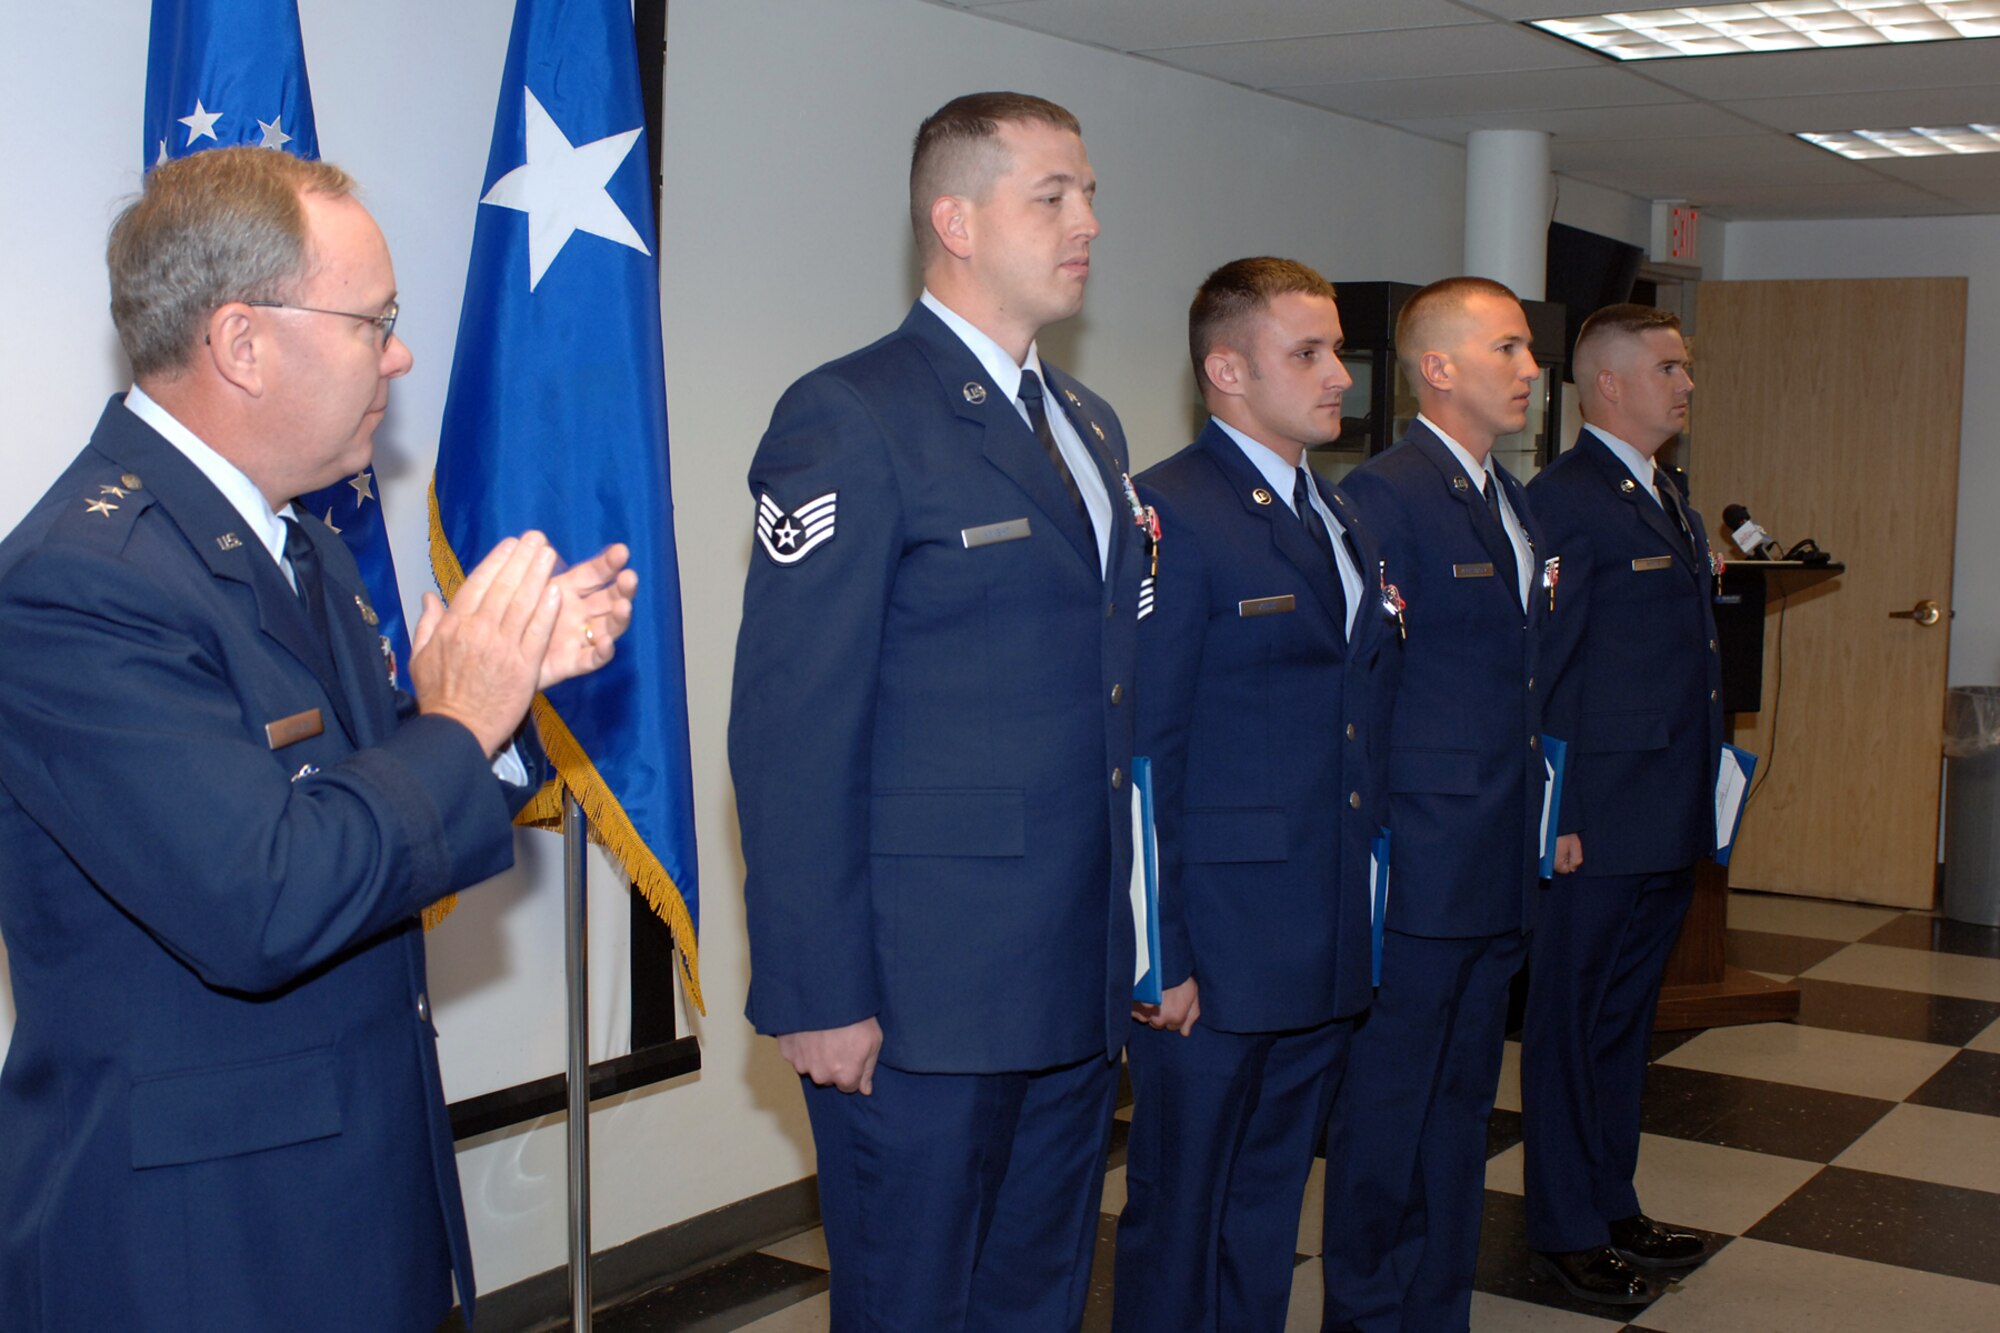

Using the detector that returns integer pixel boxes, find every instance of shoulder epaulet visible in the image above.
[47,470,155,552]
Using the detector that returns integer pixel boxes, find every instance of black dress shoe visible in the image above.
[1608,1212,1709,1268]
[1529,1246,1654,1306]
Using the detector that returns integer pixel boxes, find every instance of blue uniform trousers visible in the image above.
[1522,866,1695,1252]
[1113,1017,1353,1332]
[803,1055,1118,1332]
[1320,929,1526,1333]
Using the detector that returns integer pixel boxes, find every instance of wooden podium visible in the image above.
[1654,560,1844,1031]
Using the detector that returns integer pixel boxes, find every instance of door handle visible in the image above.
[1889,599,1944,626]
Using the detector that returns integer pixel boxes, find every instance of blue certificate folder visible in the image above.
[1130,756,1164,1004]
[1538,734,1569,879]
[1714,743,1759,867]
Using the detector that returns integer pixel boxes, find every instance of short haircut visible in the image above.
[909,91,1082,262]
[1573,302,1682,382]
[1393,275,1519,384]
[107,146,355,378]
[1188,256,1339,394]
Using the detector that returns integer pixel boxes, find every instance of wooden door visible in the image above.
[1688,278,1964,907]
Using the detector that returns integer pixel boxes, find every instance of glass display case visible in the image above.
[1307,281,1567,489]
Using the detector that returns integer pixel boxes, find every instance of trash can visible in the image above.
[1941,686,2000,927]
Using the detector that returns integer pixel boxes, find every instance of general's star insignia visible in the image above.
[99,484,127,499]
[85,498,119,517]
[756,491,838,566]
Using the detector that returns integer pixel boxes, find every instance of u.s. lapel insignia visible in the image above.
[756,490,838,565]
[1251,487,1273,506]
[1619,478,1637,494]
[354,594,379,627]
[963,381,987,404]
[1451,474,1470,492]
[215,532,243,551]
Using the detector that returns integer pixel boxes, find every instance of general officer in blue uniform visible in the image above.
[730,93,1145,1331]
[0,147,635,1331]
[1521,304,1720,1304]
[1320,276,1549,1333]
[1111,258,1400,1332]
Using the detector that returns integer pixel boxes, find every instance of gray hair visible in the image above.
[107,146,355,378]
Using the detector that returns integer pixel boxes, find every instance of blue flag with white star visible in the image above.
[142,0,410,670]
[431,0,702,1008]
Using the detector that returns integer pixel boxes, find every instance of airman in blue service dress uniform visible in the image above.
[1111,259,1400,1333]
[0,148,634,1332]
[1319,277,1549,1333]
[730,94,1143,1331]
[1521,304,1720,1305]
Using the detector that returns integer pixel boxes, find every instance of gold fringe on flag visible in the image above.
[421,485,705,1013]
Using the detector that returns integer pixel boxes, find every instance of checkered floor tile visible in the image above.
[596,892,2000,1332]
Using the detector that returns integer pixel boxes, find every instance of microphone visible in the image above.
[1722,504,1785,560]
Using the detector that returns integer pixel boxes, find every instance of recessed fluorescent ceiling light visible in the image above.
[1798,124,2000,156]
[1532,2,2000,61]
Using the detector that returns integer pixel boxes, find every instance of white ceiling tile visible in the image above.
[1699,180,1963,219]
[1464,0,1656,16]
[1391,100,1764,143]
[951,0,1476,50]
[1281,66,1682,121]
[1862,152,2000,186]
[1137,22,1593,88]
[1553,133,1856,174]
[1724,85,2000,133]
[1636,37,2000,99]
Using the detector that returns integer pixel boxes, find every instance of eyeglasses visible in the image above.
[246,299,399,345]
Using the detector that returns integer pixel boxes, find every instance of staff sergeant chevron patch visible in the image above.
[756,491,838,566]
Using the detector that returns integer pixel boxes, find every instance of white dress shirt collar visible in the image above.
[1211,417,1364,638]
[1417,413,1497,494]
[124,385,294,568]
[1583,424,1662,506]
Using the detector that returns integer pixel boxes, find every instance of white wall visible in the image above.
[1718,215,2000,686]
[2,0,1655,1296]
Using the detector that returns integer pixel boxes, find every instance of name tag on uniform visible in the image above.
[1453,562,1495,578]
[1239,595,1296,617]
[1631,555,1675,572]
[961,518,1032,549]
[265,708,324,749]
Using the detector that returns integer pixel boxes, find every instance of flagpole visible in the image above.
[563,791,593,1328]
